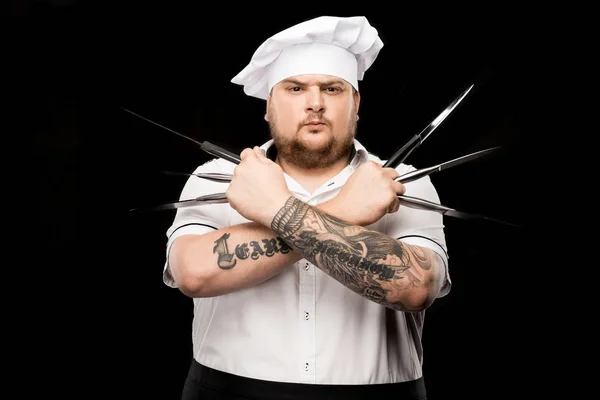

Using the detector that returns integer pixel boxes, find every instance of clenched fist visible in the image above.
[226,147,293,227]
[324,160,405,226]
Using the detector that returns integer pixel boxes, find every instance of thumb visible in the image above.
[240,147,257,161]
[253,146,272,164]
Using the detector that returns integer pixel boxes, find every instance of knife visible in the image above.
[120,107,242,165]
[383,83,475,168]
[395,146,500,184]
[130,189,518,227]
[161,170,234,183]
[397,195,519,227]
[129,192,229,212]
[160,146,500,185]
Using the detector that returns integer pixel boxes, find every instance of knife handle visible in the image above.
[383,134,420,168]
[201,141,242,165]
[395,165,438,184]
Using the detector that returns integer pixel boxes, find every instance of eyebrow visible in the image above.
[280,78,347,87]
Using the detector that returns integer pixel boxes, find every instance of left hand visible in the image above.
[320,160,405,226]
[226,147,293,227]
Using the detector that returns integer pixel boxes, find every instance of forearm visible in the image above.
[271,196,445,312]
[169,222,302,297]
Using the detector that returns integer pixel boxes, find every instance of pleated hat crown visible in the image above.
[231,16,384,100]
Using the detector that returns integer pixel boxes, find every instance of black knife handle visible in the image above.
[383,134,420,168]
[201,141,242,165]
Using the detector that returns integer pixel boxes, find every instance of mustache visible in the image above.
[301,114,331,126]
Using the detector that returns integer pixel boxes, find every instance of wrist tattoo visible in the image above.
[213,232,292,270]
[271,196,310,238]
[268,195,437,311]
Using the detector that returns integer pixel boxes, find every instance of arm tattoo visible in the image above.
[213,233,292,270]
[271,196,437,311]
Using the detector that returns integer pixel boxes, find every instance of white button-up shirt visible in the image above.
[163,139,451,385]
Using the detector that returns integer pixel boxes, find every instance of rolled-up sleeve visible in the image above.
[163,158,233,288]
[385,164,451,298]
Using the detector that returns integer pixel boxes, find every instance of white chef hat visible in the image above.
[231,16,384,100]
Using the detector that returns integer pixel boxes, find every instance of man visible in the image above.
[164,16,451,399]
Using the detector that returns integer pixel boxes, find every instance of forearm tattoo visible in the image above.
[213,232,292,270]
[271,196,436,311]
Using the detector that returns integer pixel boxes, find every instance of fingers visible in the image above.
[389,171,405,214]
[236,148,256,178]
[388,197,401,213]
[382,167,400,180]
[253,146,273,164]
[235,147,272,179]
[392,180,406,196]
[240,146,268,160]
[240,147,257,161]
[382,167,406,196]
[369,165,405,213]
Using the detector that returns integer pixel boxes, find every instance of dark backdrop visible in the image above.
[17,2,539,398]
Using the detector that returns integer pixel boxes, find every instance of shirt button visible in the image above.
[304,263,310,271]
[304,312,310,320]
[304,363,310,371]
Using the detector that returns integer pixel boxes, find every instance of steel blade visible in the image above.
[120,107,242,164]
[121,107,205,147]
[436,146,500,172]
[130,193,228,212]
[441,209,520,227]
[395,146,501,184]
[419,84,474,144]
[383,83,475,168]
[397,195,519,227]
[161,171,233,183]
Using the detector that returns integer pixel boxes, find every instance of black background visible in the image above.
[16,1,541,398]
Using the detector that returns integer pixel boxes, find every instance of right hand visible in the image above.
[226,147,293,228]
[322,161,405,226]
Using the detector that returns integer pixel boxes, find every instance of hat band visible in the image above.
[267,43,358,94]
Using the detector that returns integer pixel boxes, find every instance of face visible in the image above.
[265,74,360,169]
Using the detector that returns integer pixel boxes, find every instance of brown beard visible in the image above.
[268,108,358,169]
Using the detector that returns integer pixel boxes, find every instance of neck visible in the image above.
[276,154,351,194]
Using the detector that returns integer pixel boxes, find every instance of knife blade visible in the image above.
[161,170,234,183]
[397,194,519,227]
[395,146,500,184]
[383,83,475,168]
[130,192,228,212]
[121,107,242,165]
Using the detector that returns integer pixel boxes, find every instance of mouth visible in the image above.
[305,121,326,126]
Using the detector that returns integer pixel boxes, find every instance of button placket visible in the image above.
[298,260,316,382]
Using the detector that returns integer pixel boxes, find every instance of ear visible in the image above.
[264,95,271,122]
[354,89,361,115]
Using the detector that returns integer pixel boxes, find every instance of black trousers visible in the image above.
[182,359,427,400]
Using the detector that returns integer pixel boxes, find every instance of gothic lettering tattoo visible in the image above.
[213,232,292,267]
[270,196,438,311]
[213,233,237,270]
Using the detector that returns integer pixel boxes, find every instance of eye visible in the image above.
[290,87,303,92]
[326,87,342,93]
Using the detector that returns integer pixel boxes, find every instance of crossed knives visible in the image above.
[123,84,518,227]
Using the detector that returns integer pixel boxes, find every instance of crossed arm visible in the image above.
[169,196,445,312]
[271,196,445,312]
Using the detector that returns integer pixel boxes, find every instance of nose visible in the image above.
[305,88,325,114]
